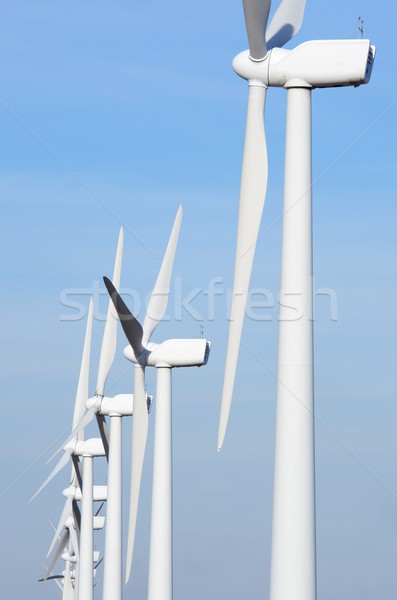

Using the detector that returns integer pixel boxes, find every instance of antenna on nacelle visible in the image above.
[358,16,364,39]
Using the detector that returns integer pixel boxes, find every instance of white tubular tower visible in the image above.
[270,82,316,600]
[148,366,173,600]
[103,415,123,600]
[78,455,94,600]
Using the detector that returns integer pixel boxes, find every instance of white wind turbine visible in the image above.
[36,435,107,600]
[218,2,375,600]
[57,396,139,600]
[32,295,94,599]
[31,293,96,503]
[41,512,104,600]
[42,515,79,600]
[49,226,134,600]
[34,226,123,600]
[104,205,211,600]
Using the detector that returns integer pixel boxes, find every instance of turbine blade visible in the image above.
[218,85,268,451]
[243,0,271,60]
[103,277,144,356]
[72,499,81,535]
[46,514,58,534]
[142,205,183,346]
[266,0,307,49]
[72,298,94,435]
[47,497,73,557]
[39,564,64,593]
[125,364,148,583]
[44,529,69,580]
[47,405,99,464]
[69,523,79,560]
[96,228,124,396]
[30,450,73,501]
[72,455,83,490]
[96,414,109,459]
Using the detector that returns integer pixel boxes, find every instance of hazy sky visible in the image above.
[1,1,396,599]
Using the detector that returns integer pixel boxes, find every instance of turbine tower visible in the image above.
[218,2,375,600]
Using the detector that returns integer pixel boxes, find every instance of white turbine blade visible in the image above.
[39,563,64,591]
[72,498,81,534]
[96,228,124,396]
[47,497,73,557]
[266,0,307,49]
[96,414,110,458]
[30,450,73,501]
[142,205,183,346]
[243,0,271,60]
[46,514,58,535]
[69,524,79,560]
[72,298,94,434]
[47,405,99,463]
[104,277,144,356]
[218,85,268,451]
[44,529,69,580]
[125,364,148,583]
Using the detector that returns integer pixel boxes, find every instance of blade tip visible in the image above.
[176,204,183,223]
[125,562,131,585]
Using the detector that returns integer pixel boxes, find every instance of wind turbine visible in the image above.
[32,348,108,600]
[42,516,79,599]
[31,298,93,600]
[38,228,125,598]
[104,205,211,599]
[46,484,108,560]
[41,514,104,600]
[31,295,94,600]
[56,393,154,600]
[218,2,375,599]
[51,227,130,600]
[36,437,108,599]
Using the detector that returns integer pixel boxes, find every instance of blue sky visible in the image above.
[1,1,396,599]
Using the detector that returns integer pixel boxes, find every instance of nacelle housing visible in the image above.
[233,39,375,88]
[124,338,211,368]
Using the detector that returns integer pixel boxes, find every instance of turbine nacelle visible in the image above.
[233,39,375,89]
[86,393,136,416]
[61,552,77,563]
[63,437,106,457]
[62,485,108,502]
[123,338,211,368]
[64,515,76,529]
